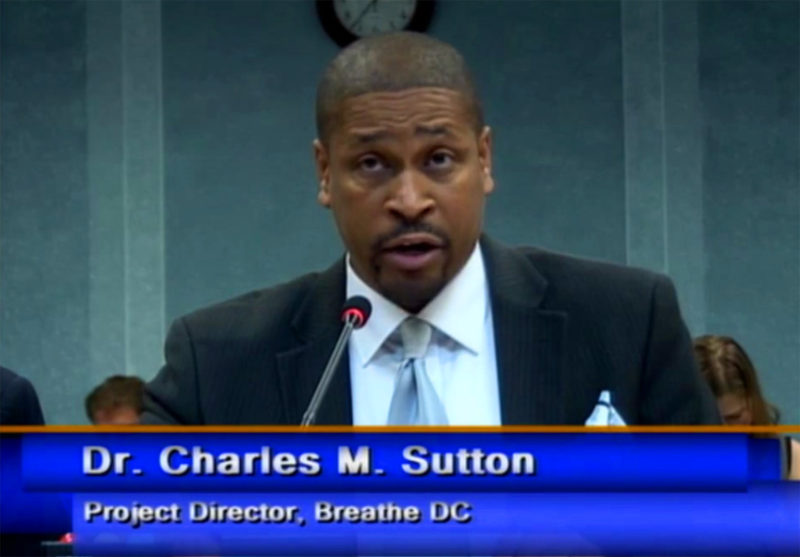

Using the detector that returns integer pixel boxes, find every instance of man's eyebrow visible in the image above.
[415,125,452,137]
[352,130,390,143]
[349,125,453,143]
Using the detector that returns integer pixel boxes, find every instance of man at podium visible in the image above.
[142,32,719,426]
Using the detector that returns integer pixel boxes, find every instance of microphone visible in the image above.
[300,296,372,426]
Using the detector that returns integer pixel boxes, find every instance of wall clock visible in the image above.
[317,0,436,47]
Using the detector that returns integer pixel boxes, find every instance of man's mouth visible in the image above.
[380,234,445,271]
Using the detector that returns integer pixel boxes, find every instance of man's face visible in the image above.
[314,87,494,313]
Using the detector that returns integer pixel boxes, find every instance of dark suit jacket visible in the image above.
[142,237,720,425]
[0,366,45,425]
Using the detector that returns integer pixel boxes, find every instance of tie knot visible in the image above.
[400,318,431,360]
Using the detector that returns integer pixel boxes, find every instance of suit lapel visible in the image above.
[275,237,568,426]
[481,237,568,425]
[275,259,353,425]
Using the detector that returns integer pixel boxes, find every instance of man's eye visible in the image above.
[427,151,454,169]
[357,156,387,172]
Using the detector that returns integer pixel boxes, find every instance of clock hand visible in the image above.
[351,0,378,30]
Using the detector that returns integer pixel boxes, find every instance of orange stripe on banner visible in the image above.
[0,425,798,433]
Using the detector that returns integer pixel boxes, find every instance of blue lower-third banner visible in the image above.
[73,487,800,556]
[20,433,779,492]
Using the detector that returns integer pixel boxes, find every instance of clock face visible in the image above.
[333,0,417,38]
[317,0,435,48]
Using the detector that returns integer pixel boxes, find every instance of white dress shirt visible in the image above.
[347,243,502,425]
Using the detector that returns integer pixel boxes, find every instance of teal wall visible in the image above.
[2,0,798,424]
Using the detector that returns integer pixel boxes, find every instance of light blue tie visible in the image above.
[386,318,448,425]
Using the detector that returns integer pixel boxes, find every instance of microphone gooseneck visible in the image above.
[300,296,372,426]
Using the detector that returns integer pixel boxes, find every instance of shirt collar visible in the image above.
[346,242,488,366]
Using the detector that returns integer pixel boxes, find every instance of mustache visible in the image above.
[372,222,450,252]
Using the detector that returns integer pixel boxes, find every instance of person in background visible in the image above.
[693,335,800,480]
[0,366,45,425]
[85,375,145,425]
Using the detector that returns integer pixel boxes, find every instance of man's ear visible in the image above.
[478,126,494,195]
[313,139,331,207]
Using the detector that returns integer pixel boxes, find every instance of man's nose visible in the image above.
[385,170,435,221]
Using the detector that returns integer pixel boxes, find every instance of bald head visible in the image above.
[315,32,483,142]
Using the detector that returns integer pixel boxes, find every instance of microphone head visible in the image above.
[341,296,372,329]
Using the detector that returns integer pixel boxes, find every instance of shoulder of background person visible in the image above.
[0,366,46,425]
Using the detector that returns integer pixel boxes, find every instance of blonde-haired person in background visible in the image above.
[693,335,799,480]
